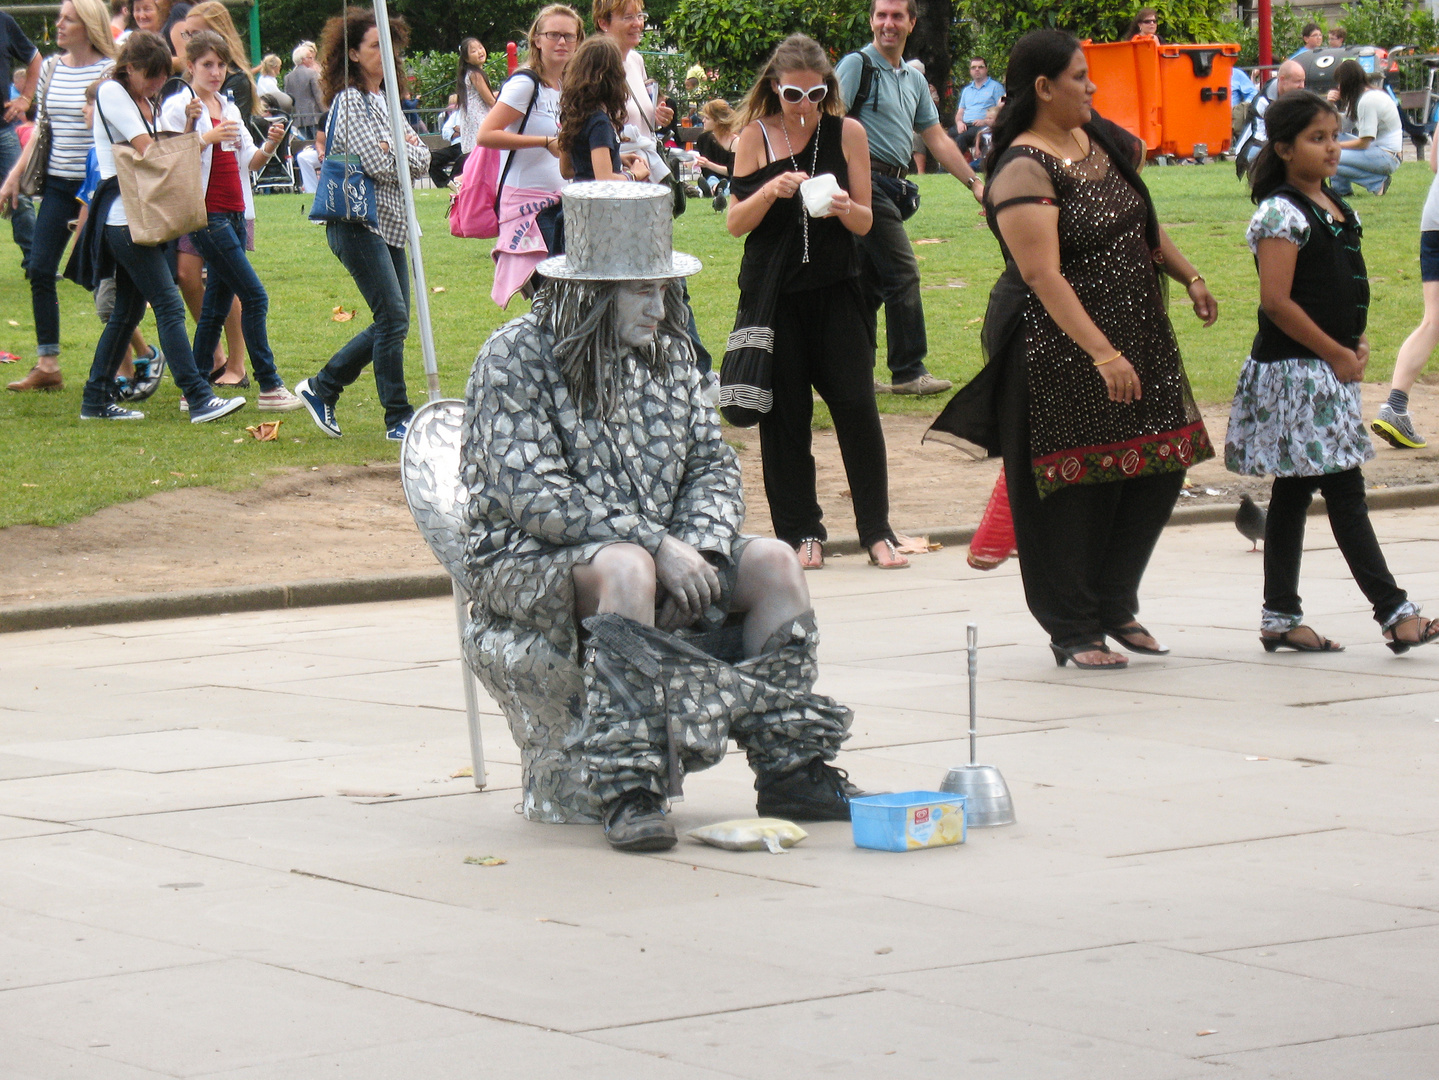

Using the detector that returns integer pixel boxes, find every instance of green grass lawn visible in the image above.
[0,161,1431,527]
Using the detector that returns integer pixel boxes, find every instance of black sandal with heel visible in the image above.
[1050,641,1128,669]
[1383,615,1439,655]
[1104,623,1169,656]
[1260,626,1343,653]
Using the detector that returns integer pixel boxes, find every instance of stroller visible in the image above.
[249,98,296,194]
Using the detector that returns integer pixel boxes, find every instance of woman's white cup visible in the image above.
[800,172,841,217]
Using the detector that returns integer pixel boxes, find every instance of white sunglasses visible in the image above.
[775,83,828,104]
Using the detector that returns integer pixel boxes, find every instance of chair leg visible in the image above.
[451,581,487,789]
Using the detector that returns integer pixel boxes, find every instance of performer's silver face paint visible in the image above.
[614,281,669,349]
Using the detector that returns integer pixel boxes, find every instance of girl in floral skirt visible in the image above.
[1227,90,1439,654]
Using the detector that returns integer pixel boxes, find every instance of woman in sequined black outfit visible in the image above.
[726,34,907,570]
[965,30,1217,668]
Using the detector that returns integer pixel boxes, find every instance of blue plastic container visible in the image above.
[851,791,967,852]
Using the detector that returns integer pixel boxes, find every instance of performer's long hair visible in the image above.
[534,280,691,417]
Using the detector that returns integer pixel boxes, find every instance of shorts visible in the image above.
[94,275,116,322]
[177,215,255,256]
[1422,230,1439,282]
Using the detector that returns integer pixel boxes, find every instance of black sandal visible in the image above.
[1383,615,1439,655]
[1104,623,1169,655]
[1050,641,1128,669]
[1260,626,1344,653]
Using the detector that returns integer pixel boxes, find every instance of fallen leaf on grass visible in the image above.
[21,482,37,488]
[913,237,948,245]
[150,479,161,485]
[450,766,473,778]
[966,316,983,325]
[169,471,185,477]
[464,855,506,866]
[232,438,243,444]
[431,285,447,293]
[244,421,282,441]
[331,305,355,322]
[6,319,19,326]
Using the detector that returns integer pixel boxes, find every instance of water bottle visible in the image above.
[220,89,238,151]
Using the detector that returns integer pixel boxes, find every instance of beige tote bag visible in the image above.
[111,130,208,246]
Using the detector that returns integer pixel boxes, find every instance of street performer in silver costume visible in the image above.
[459,182,864,852]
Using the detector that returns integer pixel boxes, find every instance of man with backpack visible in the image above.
[1234,59,1306,175]
[836,0,985,396]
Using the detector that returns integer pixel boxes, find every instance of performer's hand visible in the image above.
[654,535,719,625]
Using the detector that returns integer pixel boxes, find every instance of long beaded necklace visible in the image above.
[778,114,821,264]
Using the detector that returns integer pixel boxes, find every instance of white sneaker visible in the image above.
[257,385,305,412]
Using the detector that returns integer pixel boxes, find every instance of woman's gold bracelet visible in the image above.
[1093,351,1122,367]
[1186,273,1204,287]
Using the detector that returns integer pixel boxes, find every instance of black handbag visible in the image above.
[873,172,920,221]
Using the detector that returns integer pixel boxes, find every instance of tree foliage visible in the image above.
[668,0,869,98]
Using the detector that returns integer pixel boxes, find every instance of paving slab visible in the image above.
[6,510,1439,1071]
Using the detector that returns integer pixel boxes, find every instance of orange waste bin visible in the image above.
[1082,37,1163,154]
[1156,43,1240,159]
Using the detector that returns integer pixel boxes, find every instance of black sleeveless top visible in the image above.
[1251,184,1367,363]
[731,113,859,294]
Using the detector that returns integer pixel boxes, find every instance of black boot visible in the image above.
[756,758,868,821]
[603,789,676,852]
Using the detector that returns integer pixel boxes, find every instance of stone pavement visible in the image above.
[3,507,1439,1078]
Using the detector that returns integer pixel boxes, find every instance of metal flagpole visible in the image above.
[370,0,488,789]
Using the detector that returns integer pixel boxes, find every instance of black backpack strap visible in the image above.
[494,69,543,215]
[846,51,877,117]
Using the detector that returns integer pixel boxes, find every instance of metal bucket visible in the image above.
[939,764,1015,827]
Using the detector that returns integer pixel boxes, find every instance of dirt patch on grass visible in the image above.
[3,382,1438,608]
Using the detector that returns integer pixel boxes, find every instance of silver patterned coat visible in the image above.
[459,311,744,821]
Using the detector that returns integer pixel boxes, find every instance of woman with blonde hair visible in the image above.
[181,1,254,117]
[0,0,115,392]
[725,34,906,570]
[695,97,738,204]
[476,3,579,306]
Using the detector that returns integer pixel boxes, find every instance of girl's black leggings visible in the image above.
[1264,467,1407,623]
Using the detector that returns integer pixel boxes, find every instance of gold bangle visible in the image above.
[1186,273,1204,287]
[1093,351,1122,367]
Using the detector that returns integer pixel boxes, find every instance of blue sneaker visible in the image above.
[295,378,341,438]
[126,346,165,403]
[385,418,410,442]
[80,403,144,420]
[189,395,246,424]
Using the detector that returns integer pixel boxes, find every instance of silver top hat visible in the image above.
[535,181,702,282]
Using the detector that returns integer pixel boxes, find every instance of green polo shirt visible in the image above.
[836,43,939,171]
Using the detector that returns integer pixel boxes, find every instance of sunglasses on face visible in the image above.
[776,83,828,104]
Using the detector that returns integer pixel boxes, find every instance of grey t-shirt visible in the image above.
[836,43,938,170]
[1420,166,1439,232]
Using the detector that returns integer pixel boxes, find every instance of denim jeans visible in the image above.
[1332,145,1399,195]
[311,222,412,428]
[27,174,82,357]
[856,179,929,384]
[187,211,282,392]
[83,225,212,412]
[0,123,35,271]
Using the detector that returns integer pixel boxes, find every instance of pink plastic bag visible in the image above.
[450,145,500,239]
[968,468,1017,570]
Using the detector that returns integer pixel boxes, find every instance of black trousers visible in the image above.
[1000,355,1183,646]
[1264,468,1407,623]
[758,280,895,551]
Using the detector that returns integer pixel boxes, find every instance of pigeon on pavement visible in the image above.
[1236,494,1266,551]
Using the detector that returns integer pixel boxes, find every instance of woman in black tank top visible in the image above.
[723,34,907,571]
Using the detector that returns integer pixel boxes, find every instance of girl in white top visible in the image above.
[160,30,301,411]
[476,4,577,304]
[595,0,672,180]
[1332,59,1402,197]
[0,0,114,390]
[455,36,495,154]
[81,29,244,423]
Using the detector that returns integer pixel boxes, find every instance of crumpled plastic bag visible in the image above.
[688,817,808,854]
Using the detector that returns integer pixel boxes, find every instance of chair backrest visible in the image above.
[398,398,471,585]
[420,132,451,152]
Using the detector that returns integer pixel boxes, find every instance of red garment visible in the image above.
[206,141,246,212]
